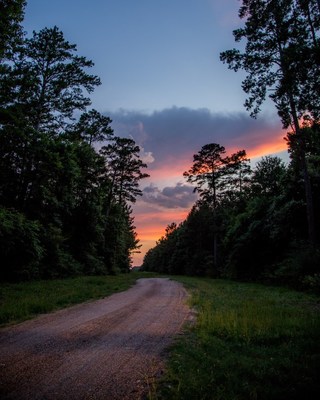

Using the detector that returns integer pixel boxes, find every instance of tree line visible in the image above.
[143,0,320,290]
[143,143,320,289]
[0,1,149,281]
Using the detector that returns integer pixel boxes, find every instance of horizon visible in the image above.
[24,0,291,265]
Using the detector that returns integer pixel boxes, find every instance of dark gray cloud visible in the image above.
[107,107,284,170]
[142,182,198,209]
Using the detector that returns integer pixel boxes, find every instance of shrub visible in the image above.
[0,207,44,281]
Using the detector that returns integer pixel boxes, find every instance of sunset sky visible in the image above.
[24,0,289,265]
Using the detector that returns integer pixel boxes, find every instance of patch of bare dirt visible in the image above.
[0,278,192,399]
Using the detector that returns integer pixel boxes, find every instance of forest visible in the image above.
[1,1,319,289]
[0,0,149,281]
[143,0,320,291]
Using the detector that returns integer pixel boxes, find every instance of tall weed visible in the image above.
[159,278,320,400]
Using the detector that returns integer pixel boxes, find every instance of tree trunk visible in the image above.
[212,172,218,269]
[212,206,218,272]
[275,25,317,246]
[289,94,316,245]
[213,230,218,269]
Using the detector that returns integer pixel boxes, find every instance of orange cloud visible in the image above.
[226,127,287,157]
[247,136,287,158]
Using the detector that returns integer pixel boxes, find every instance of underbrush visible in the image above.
[157,277,320,400]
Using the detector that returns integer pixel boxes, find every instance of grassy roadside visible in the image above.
[0,271,156,326]
[157,277,320,400]
[2,274,320,399]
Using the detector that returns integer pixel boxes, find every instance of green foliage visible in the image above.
[21,26,101,131]
[0,0,26,60]
[223,194,307,280]
[40,224,82,279]
[143,142,319,288]
[69,109,113,145]
[252,155,287,196]
[104,203,139,274]
[0,207,44,281]
[220,0,320,246]
[183,143,226,208]
[99,136,149,206]
[144,0,320,283]
[0,13,148,281]
[143,202,217,276]
[220,0,320,126]
[158,277,320,400]
[269,244,320,290]
[183,144,251,208]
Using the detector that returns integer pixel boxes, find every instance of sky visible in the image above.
[24,0,289,265]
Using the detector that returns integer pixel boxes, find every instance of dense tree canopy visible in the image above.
[143,143,320,290]
[2,1,319,289]
[220,0,320,245]
[0,12,149,281]
[220,0,320,125]
[0,0,26,60]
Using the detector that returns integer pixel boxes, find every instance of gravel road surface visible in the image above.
[0,278,192,400]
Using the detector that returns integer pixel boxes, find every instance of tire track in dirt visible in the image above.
[0,278,192,399]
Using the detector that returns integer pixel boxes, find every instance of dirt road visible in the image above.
[0,278,192,400]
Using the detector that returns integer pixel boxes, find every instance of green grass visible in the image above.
[0,271,156,326]
[2,274,320,399]
[157,277,320,400]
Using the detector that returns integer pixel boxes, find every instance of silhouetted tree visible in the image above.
[183,143,226,208]
[68,109,113,146]
[0,16,147,279]
[252,155,287,196]
[183,144,251,268]
[100,137,149,215]
[0,0,26,60]
[220,0,320,245]
[0,26,101,213]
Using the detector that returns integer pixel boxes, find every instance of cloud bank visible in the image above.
[109,106,286,174]
[142,182,198,209]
